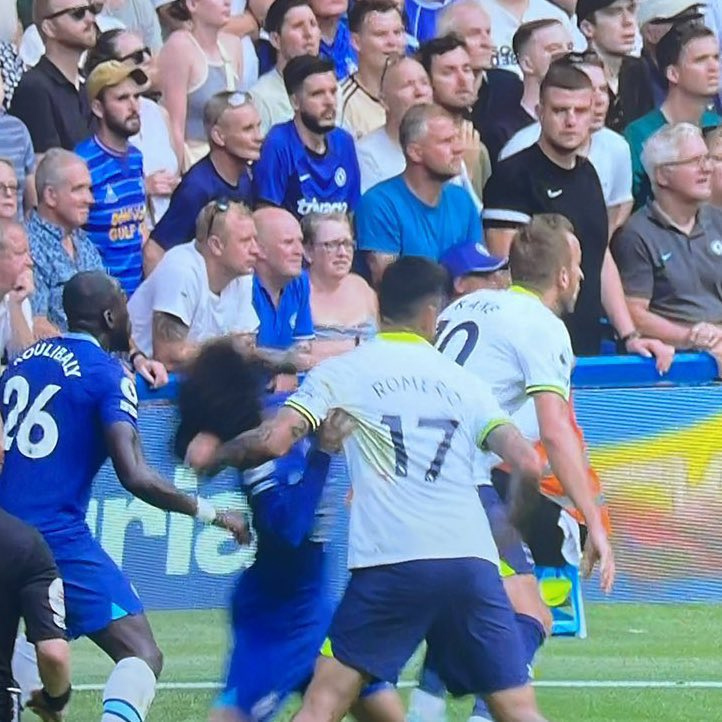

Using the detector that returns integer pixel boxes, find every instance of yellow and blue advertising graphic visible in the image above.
[91,372,722,610]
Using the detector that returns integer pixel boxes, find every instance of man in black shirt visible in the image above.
[484,59,672,366]
[0,509,71,722]
[10,0,96,155]
[577,0,654,131]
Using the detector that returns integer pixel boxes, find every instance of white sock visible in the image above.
[101,657,157,722]
[11,633,41,705]
[408,687,448,722]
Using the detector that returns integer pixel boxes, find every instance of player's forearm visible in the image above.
[36,639,71,697]
[541,419,606,534]
[124,465,200,516]
[215,420,289,471]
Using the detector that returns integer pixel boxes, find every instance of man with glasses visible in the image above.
[10,0,99,154]
[145,91,261,272]
[625,22,721,208]
[612,122,722,366]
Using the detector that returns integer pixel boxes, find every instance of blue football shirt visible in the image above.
[253,272,315,350]
[75,136,146,296]
[0,334,138,535]
[354,174,482,260]
[319,18,357,81]
[150,155,254,251]
[253,120,361,219]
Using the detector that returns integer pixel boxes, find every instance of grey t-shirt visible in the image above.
[611,202,722,324]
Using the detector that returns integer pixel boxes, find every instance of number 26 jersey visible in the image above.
[0,334,138,535]
[286,332,511,570]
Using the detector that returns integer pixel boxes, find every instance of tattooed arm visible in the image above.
[152,311,197,371]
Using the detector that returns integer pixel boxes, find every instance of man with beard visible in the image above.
[355,103,482,287]
[10,0,97,155]
[418,34,489,210]
[254,55,361,219]
[75,60,149,297]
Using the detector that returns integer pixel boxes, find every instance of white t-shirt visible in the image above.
[286,333,509,569]
[0,296,33,358]
[128,242,258,355]
[499,125,633,207]
[249,69,293,138]
[480,0,584,78]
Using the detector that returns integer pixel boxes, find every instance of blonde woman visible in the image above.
[302,212,378,360]
[158,0,246,169]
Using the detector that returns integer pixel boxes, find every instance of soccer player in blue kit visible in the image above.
[0,271,249,722]
[175,340,404,722]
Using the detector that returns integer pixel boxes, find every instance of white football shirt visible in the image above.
[286,332,510,569]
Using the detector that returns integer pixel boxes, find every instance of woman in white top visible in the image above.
[301,212,378,361]
[158,0,246,169]
[85,29,180,227]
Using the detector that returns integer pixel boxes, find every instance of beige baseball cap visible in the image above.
[637,0,705,28]
[86,60,149,102]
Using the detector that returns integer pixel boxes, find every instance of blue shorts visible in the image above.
[327,558,530,697]
[478,485,535,577]
[217,576,392,720]
[44,529,143,639]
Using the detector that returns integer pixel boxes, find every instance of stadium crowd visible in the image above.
[0,0,720,718]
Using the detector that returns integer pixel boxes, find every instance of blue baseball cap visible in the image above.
[440,243,508,279]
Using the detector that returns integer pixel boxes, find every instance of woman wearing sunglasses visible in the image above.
[158,0,248,170]
[86,29,180,226]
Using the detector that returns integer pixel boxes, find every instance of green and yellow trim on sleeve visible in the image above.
[320,637,334,658]
[525,384,570,401]
[377,331,431,345]
[284,399,321,431]
[476,418,513,450]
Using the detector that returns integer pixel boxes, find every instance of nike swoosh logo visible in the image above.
[661,252,672,262]
[299,173,311,181]
[547,188,563,199]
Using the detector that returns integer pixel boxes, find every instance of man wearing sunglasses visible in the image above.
[10,0,100,155]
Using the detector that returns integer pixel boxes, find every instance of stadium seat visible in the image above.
[535,564,587,638]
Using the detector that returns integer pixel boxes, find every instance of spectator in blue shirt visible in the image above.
[253,55,361,219]
[355,103,482,286]
[145,91,262,271]
[74,60,149,297]
[311,0,357,79]
[252,206,315,351]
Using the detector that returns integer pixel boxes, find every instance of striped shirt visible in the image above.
[74,136,146,296]
[338,75,385,141]
[0,113,35,219]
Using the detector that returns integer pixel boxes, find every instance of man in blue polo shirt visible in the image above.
[75,60,148,296]
[254,55,361,219]
[355,103,482,287]
[252,207,314,347]
[146,91,261,271]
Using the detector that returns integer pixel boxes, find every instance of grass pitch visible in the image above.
[66,604,722,721]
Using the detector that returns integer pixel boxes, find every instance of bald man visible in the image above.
[252,207,315,352]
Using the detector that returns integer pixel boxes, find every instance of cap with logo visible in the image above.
[637,0,705,27]
[440,243,508,279]
[86,60,149,103]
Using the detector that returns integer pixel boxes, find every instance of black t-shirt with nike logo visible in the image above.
[484,143,608,356]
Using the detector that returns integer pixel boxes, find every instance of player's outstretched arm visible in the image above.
[484,423,543,535]
[534,392,615,593]
[105,422,250,543]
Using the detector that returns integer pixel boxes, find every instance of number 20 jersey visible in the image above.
[285,332,510,570]
[0,334,138,535]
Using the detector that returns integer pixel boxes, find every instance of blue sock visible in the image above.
[469,613,546,721]
[418,656,447,698]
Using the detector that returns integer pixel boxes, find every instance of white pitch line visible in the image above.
[73,680,722,692]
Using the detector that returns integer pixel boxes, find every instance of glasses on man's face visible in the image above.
[316,239,355,254]
[206,198,230,238]
[0,182,18,196]
[45,1,103,21]
[118,46,151,65]
[661,153,712,169]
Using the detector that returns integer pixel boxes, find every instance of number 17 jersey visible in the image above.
[285,332,511,570]
[0,334,138,535]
